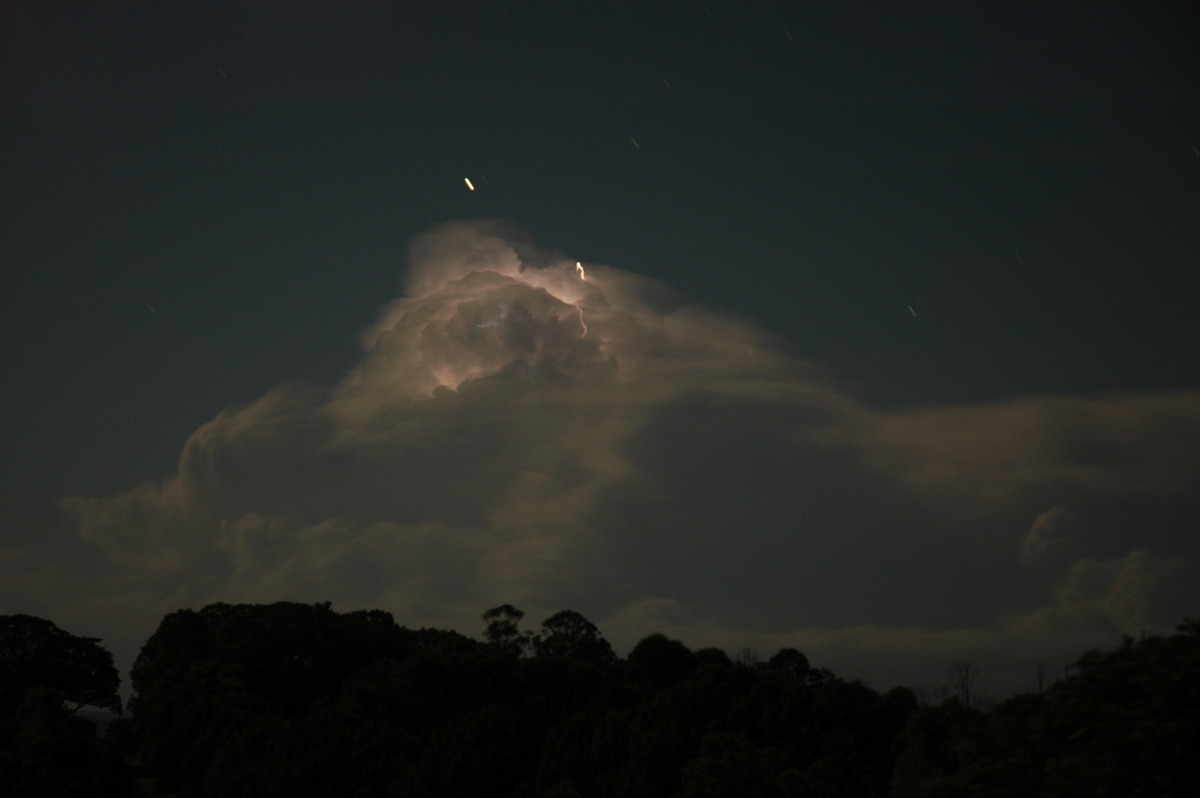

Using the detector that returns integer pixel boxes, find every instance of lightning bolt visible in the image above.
[575,262,588,336]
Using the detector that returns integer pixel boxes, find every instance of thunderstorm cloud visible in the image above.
[39,221,1200,692]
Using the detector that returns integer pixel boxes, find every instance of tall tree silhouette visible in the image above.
[482,604,531,657]
[0,614,121,714]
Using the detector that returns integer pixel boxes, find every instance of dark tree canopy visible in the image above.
[130,601,413,715]
[14,601,1186,798]
[891,620,1200,797]
[0,614,122,715]
[0,685,132,797]
[767,647,811,678]
[627,632,697,690]
[482,603,531,657]
[534,609,617,669]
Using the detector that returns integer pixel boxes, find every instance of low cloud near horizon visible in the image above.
[13,221,1199,695]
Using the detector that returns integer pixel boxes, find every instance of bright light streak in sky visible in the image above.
[464,177,475,191]
[576,305,588,337]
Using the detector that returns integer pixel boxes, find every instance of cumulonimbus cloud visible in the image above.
[56,220,1200,691]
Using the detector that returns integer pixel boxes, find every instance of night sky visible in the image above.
[3,0,1199,698]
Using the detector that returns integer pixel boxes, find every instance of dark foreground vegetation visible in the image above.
[3,606,1197,797]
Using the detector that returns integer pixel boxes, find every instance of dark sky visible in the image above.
[3,0,1199,697]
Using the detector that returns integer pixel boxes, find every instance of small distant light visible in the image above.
[464,178,475,191]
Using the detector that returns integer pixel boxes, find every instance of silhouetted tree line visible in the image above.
[3,607,1198,797]
[1,615,129,796]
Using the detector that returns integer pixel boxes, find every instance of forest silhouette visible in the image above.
[2,604,1197,797]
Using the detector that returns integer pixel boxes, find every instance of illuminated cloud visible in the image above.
[53,221,1200,693]
[1019,506,1078,574]
[1005,549,1192,637]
